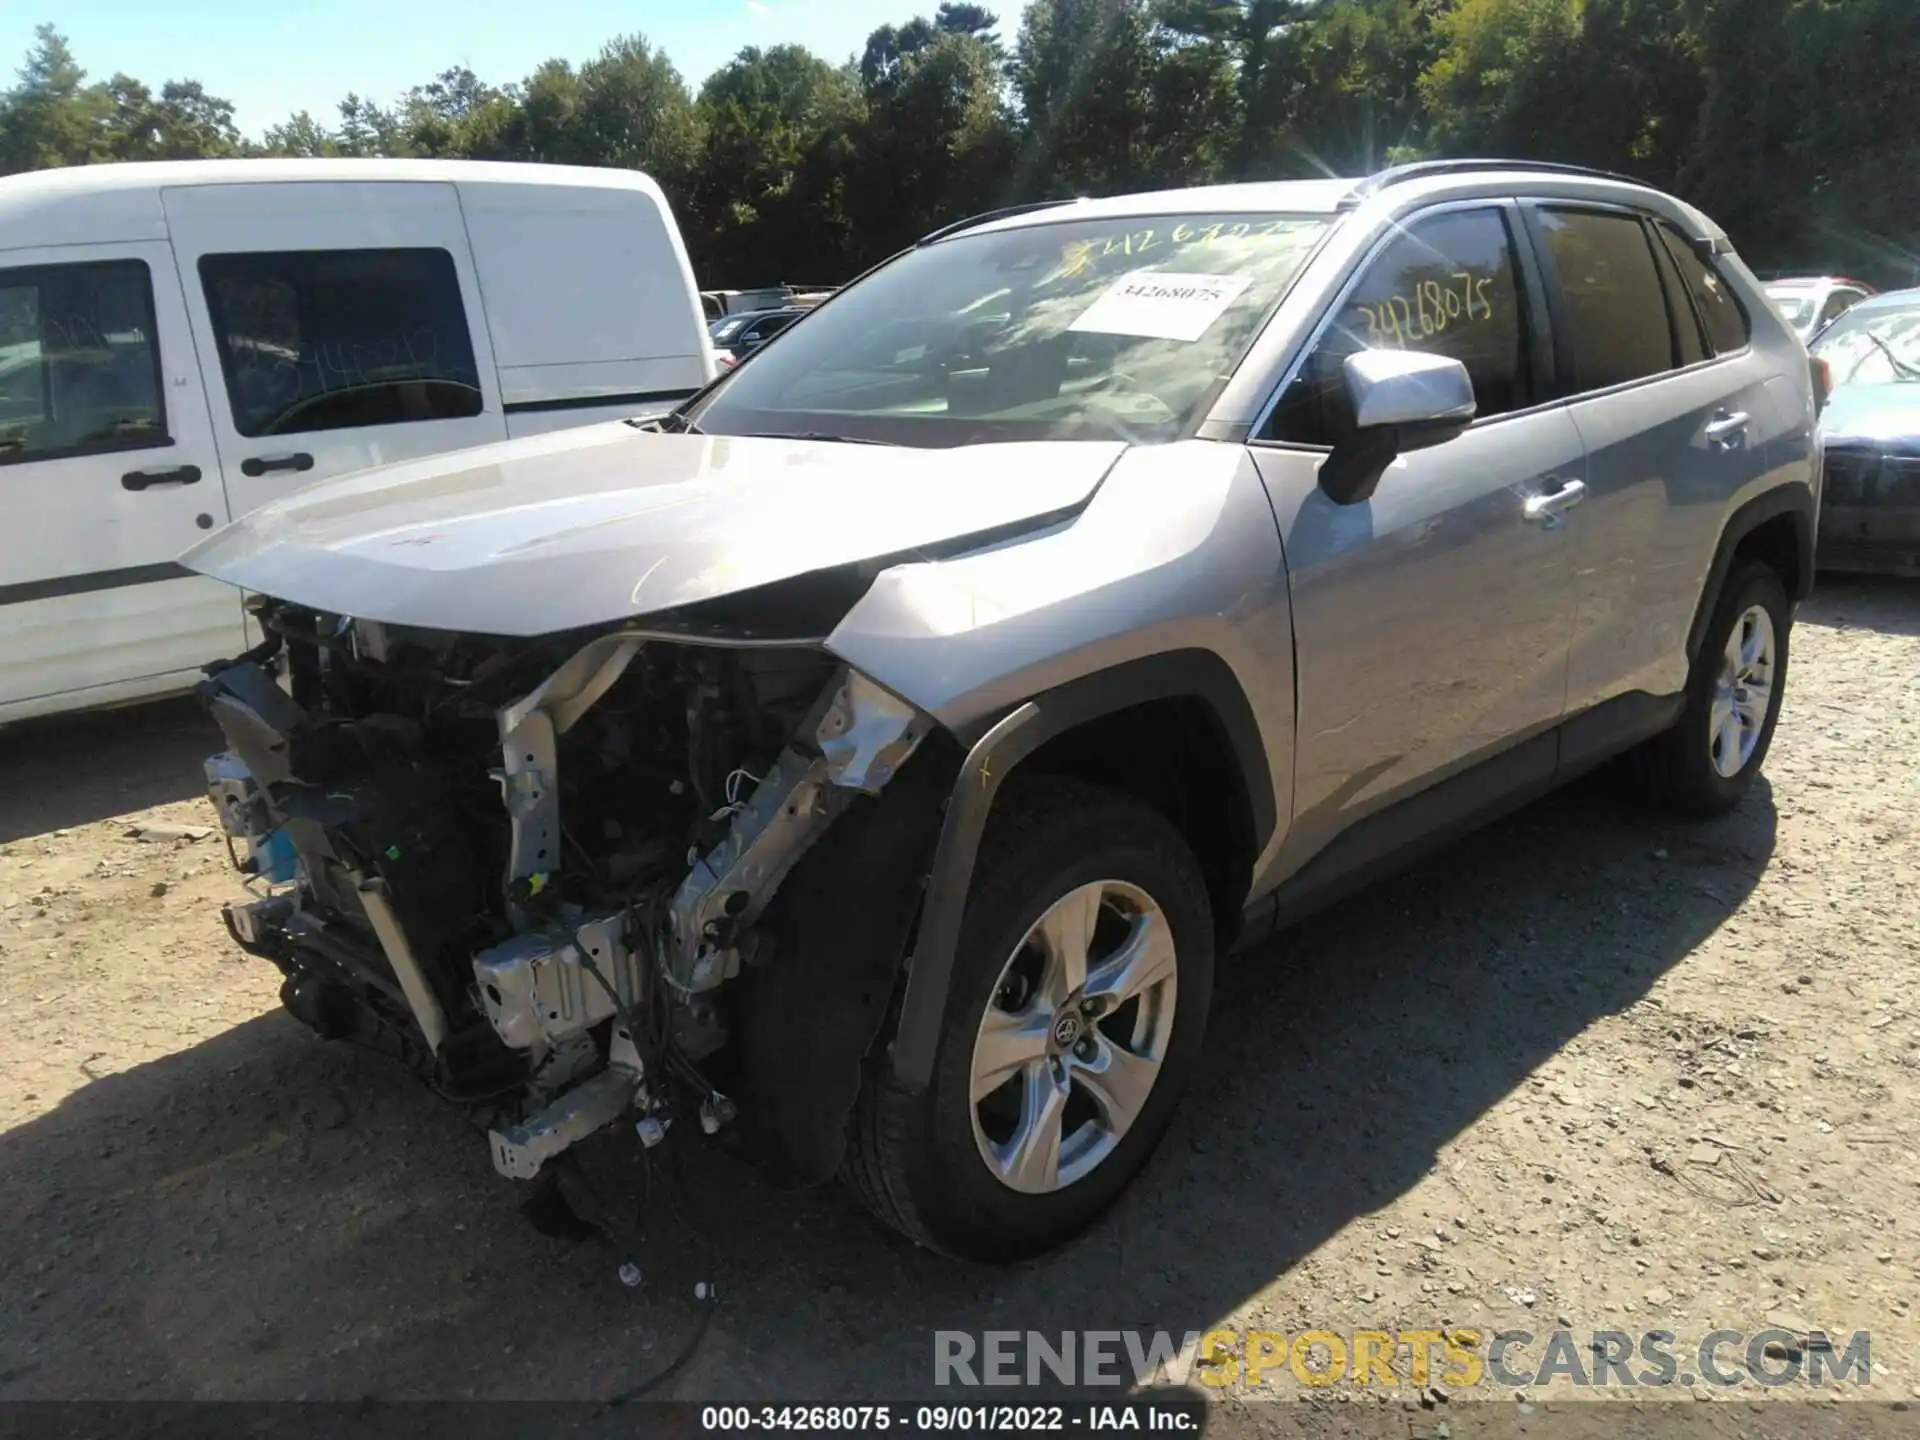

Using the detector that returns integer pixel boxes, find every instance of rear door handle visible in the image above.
[1704,411,1750,445]
[1523,478,1586,526]
[121,464,202,491]
[240,452,315,477]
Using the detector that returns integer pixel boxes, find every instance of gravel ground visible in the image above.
[2,576,1917,1422]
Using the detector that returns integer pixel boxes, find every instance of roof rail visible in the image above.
[917,198,1085,246]
[1346,158,1647,204]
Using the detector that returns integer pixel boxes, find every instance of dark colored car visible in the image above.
[1812,288,1920,576]
[708,306,806,368]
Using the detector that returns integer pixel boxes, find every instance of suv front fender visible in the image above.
[820,443,1297,1091]
[884,650,1275,1090]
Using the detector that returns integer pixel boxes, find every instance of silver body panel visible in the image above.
[181,165,1815,920]
[1248,404,1585,888]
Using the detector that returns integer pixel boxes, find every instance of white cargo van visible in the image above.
[0,159,715,723]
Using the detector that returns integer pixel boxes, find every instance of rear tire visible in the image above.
[1628,560,1790,815]
[843,778,1213,1260]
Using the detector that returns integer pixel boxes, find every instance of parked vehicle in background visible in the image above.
[1765,275,1876,342]
[708,306,806,368]
[183,160,1814,1261]
[0,159,715,725]
[1810,288,1920,576]
[700,285,839,320]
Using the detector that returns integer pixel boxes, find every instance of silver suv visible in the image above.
[186,160,1817,1260]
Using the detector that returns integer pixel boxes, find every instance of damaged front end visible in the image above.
[200,596,945,1185]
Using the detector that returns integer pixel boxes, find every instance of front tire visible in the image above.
[844,778,1214,1260]
[1629,559,1790,815]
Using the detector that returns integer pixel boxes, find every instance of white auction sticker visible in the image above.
[1068,270,1254,343]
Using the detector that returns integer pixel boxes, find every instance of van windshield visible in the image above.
[688,213,1329,447]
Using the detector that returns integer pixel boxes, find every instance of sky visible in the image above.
[9,0,945,138]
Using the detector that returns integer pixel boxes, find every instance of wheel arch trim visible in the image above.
[889,649,1273,1090]
[1685,481,1816,667]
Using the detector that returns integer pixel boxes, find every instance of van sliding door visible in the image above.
[161,181,508,528]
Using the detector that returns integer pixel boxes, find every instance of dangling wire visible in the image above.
[706,765,764,822]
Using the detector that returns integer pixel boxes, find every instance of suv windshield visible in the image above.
[1811,299,1920,385]
[688,213,1329,447]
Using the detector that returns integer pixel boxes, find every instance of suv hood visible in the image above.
[182,424,1127,637]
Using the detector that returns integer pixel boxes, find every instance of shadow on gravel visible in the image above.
[1798,573,1920,636]
[0,696,218,844]
[0,773,1775,1401]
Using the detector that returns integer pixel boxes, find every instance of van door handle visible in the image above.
[1704,411,1750,446]
[121,464,202,491]
[1522,478,1586,526]
[241,452,315,477]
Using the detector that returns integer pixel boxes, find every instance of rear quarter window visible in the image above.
[1656,225,1751,354]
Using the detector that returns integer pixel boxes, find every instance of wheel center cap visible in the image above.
[1051,1012,1084,1048]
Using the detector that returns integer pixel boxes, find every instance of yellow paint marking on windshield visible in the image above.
[1057,218,1316,279]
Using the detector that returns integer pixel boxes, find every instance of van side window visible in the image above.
[1264,208,1529,447]
[199,249,484,438]
[1653,224,1751,355]
[1536,208,1675,393]
[0,260,168,466]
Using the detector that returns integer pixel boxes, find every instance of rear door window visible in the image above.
[0,260,168,465]
[1535,208,1673,393]
[1265,208,1530,446]
[198,248,484,438]
[1648,230,1708,368]
[1655,225,1752,355]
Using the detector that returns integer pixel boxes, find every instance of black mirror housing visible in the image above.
[1319,415,1473,506]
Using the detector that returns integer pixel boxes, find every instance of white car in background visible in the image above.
[1765,274,1876,342]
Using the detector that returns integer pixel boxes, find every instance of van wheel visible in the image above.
[1629,560,1790,815]
[843,778,1213,1261]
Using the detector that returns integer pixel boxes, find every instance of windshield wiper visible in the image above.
[741,431,898,446]
[1863,332,1920,381]
[628,410,706,435]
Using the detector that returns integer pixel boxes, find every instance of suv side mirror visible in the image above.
[1319,349,1477,506]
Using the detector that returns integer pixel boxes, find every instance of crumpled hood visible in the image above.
[182,424,1127,637]
[1820,383,1920,449]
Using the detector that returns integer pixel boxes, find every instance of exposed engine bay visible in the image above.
[199,596,947,1186]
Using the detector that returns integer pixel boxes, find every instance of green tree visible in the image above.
[257,110,337,157]
[0,26,109,172]
[574,36,703,192]
[1288,0,1443,172]
[100,76,242,160]
[695,45,864,281]
[1013,0,1239,196]
[1418,0,1585,160]
[851,9,1018,254]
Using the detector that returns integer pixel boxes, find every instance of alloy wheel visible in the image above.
[968,880,1178,1195]
[1709,603,1777,779]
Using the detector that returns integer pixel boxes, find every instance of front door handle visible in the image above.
[1704,410,1750,446]
[121,464,202,491]
[240,452,315,477]
[1523,478,1586,526]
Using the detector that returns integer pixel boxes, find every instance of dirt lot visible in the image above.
[2,577,1918,1419]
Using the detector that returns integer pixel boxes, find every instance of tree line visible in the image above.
[2,1,1916,290]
